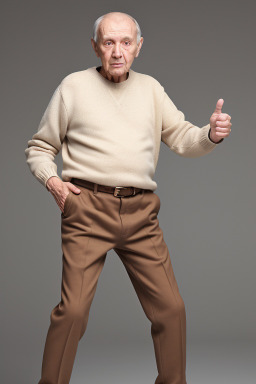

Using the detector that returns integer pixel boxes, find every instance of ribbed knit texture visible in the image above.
[25,65,222,191]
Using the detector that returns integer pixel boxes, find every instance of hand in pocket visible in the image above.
[46,177,81,213]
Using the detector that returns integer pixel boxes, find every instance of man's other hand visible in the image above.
[209,99,232,143]
[46,176,81,213]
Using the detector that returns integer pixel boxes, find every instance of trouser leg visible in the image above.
[114,191,187,384]
[38,186,111,384]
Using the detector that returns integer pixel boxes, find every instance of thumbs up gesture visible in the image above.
[209,99,232,143]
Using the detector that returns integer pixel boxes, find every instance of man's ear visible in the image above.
[91,38,100,58]
[135,37,144,58]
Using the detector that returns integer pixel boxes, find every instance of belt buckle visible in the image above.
[113,186,135,197]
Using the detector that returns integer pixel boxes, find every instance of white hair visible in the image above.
[92,12,142,45]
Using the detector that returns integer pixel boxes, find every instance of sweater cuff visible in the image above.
[208,127,224,144]
[197,124,222,151]
[34,164,61,189]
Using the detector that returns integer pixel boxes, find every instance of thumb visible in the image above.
[67,182,81,194]
[214,98,224,114]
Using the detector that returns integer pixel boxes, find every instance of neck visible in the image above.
[99,66,128,83]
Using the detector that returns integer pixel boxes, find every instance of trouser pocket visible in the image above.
[62,192,73,217]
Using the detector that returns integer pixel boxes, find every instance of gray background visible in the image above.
[1,0,255,383]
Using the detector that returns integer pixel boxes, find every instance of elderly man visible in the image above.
[25,11,231,384]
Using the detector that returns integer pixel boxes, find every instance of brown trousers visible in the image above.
[38,179,187,384]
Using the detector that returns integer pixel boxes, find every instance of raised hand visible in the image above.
[209,99,232,143]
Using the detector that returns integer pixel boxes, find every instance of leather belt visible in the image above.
[71,178,150,197]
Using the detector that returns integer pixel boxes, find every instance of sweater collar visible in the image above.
[92,65,135,89]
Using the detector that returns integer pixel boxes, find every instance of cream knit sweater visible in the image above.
[25,65,223,191]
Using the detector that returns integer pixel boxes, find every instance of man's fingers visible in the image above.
[214,131,230,137]
[215,127,231,132]
[215,119,232,127]
[67,182,81,194]
[216,112,230,121]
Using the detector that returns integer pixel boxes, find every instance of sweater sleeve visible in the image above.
[161,91,223,157]
[25,85,68,189]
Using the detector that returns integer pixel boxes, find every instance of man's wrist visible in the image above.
[208,127,224,144]
[46,176,61,191]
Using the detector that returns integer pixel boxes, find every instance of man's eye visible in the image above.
[104,41,130,46]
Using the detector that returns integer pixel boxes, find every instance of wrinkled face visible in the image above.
[91,14,143,80]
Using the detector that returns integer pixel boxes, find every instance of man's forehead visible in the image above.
[99,18,136,39]
[101,32,134,40]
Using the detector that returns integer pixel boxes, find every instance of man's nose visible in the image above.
[112,44,123,57]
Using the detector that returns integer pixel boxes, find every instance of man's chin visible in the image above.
[109,68,127,76]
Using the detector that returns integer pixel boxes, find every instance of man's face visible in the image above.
[91,14,143,81]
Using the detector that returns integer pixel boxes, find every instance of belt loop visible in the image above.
[93,183,98,195]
